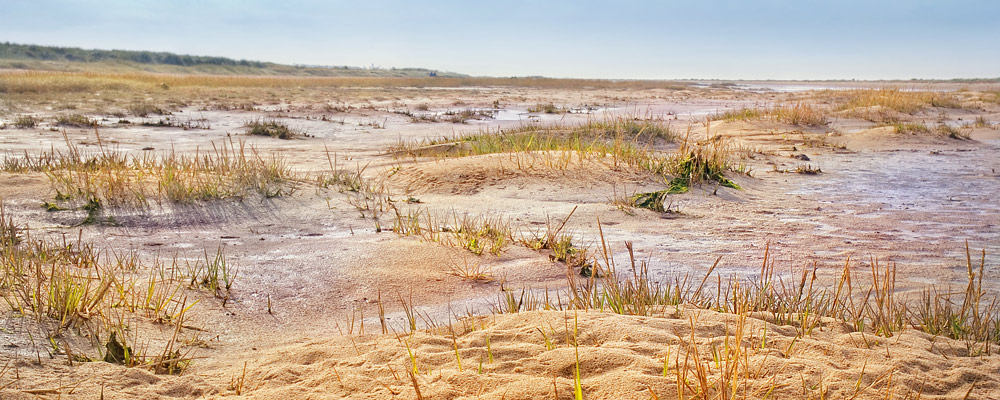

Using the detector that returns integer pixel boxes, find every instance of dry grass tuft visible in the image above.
[0,202,228,371]
[243,118,301,139]
[2,133,297,213]
[711,103,828,126]
[891,122,931,134]
[53,113,96,127]
[391,117,688,178]
[12,114,39,128]
[836,88,964,115]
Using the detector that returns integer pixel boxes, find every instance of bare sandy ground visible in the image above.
[1,82,999,398]
[4,309,999,399]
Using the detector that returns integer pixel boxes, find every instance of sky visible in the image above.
[1,0,998,80]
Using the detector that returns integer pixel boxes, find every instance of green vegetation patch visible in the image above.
[631,190,672,212]
[667,149,741,194]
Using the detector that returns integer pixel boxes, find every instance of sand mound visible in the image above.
[235,309,999,399]
[832,106,909,125]
[837,126,974,151]
[389,153,657,196]
[0,361,218,399]
[4,308,996,399]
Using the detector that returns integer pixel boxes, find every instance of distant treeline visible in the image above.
[0,42,465,77]
[0,42,267,67]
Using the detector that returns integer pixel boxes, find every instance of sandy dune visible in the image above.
[4,309,998,399]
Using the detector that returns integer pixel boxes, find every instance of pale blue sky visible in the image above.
[1,0,997,79]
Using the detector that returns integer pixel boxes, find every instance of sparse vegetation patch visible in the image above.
[53,113,95,127]
[0,201,231,372]
[141,116,210,130]
[936,124,972,140]
[711,103,828,126]
[2,135,297,213]
[528,103,561,113]
[13,114,39,128]
[836,88,964,114]
[891,122,930,134]
[243,118,299,139]
[127,102,168,117]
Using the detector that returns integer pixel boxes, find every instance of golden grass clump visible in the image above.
[711,102,829,127]
[393,118,680,175]
[2,134,297,212]
[391,118,742,197]
[891,122,931,134]
[981,91,1000,104]
[53,113,96,127]
[836,88,963,114]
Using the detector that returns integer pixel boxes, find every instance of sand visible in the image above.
[4,309,998,399]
